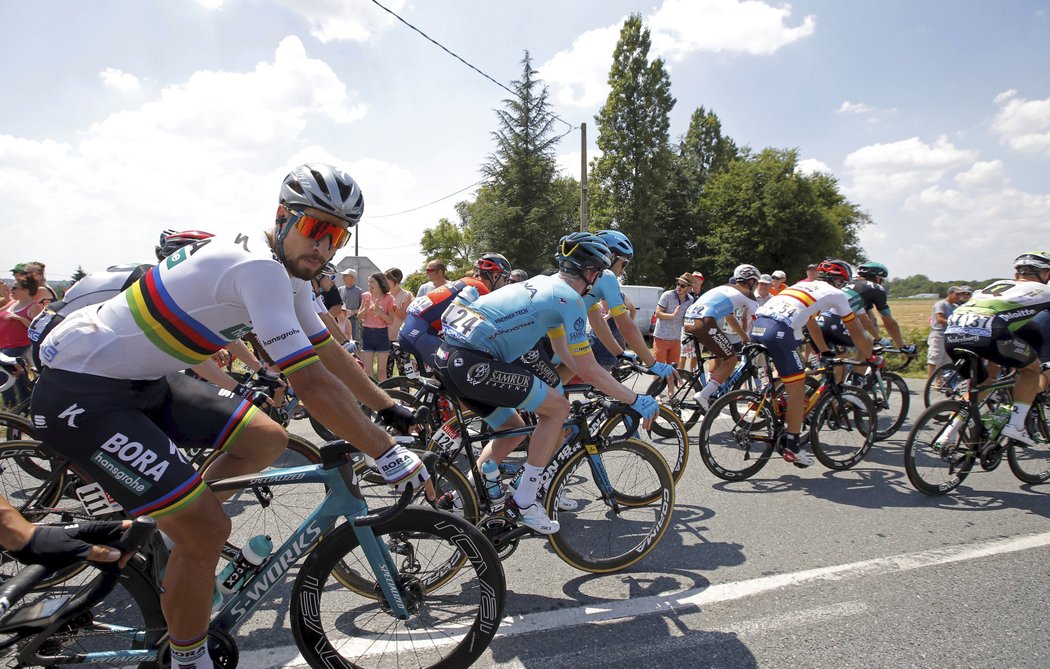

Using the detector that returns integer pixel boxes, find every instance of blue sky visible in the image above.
[2,0,1048,283]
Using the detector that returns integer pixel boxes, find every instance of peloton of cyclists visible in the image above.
[751,259,875,467]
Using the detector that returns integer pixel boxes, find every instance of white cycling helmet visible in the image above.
[732,264,761,283]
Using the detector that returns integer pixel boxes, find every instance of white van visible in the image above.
[620,284,662,340]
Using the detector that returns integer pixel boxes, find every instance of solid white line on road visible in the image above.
[250,531,1050,668]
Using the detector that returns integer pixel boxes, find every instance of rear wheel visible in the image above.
[864,371,910,439]
[1007,397,1050,484]
[904,400,976,495]
[598,405,689,484]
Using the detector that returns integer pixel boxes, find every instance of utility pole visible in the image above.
[579,122,588,232]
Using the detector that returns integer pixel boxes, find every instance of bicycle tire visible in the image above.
[597,404,689,484]
[379,375,425,394]
[904,400,976,495]
[696,389,777,481]
[290,508,505,669]
[0,554,167,668]
[545,438,675,573]
[865,371,910,439]
[809,388,877,470]
[1007,396,1050,484]
[0,411,37,442]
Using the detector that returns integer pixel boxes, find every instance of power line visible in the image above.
[369,0,577,133]
[367,179,488,218]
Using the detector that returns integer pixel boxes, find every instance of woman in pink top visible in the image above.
[0,282,44,406]
[358,272,395,381]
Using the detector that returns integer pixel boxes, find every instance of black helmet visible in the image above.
[554,232,612,276]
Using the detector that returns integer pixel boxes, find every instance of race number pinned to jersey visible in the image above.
[443,304,484,339]
[945,312,993,337]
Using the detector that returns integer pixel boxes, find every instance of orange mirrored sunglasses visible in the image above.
[285,207,352,249]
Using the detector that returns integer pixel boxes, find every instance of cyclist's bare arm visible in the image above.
[189,358,240,393]
[317,309,351,345]
[553,336,636,404]
[880,312,906,348]
[226,338,266,373]
[315,339,400,412]
[726,313,748,342]
[806,317,831,354]
[287,361,395,457]
[862,309,880,339]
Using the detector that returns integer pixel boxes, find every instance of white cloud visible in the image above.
[649,0,815,60]
[991,89,1050,157]
[842,136,978,200]
[796,157,832,175]
[541,0,815,108]
[100,68,141,94]
[0,36,373,276]
[837,101,873,114]
[954,160,1006,188]
[196,0,402,42]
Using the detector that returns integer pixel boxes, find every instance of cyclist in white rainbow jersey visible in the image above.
[31,164,427,669]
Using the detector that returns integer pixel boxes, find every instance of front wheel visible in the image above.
[865,371,910,439]
[904,400,976,495]
[290,508,506,669]
[696,389,777,481]
[1007,397,1050,484]
[598,405,689,484]
[809,388,877,470]
[545,438,675,573]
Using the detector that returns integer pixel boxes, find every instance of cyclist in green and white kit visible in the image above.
[945,251,1050,446]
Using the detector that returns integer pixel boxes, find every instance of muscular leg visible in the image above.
[154,491,231,653]
[200,412,288,503]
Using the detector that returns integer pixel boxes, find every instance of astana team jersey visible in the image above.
[583,270,628,317]
[685,285,758,326]
[755,280,859,337]
[948,280,1050,335]
[39,232,331,380]
[441,273,591,362]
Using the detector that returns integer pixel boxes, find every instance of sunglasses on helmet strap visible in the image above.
[280,206,352,249]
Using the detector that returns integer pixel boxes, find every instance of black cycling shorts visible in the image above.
[945,316,1037,374]
[815,313,854,350]
[433,343,560,426]
[30,369,262,518]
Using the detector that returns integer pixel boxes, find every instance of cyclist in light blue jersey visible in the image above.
[434,232,660,534]
[683,264,760,409]
[575,230,677,380]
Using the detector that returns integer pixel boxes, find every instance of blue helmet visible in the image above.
[555,232,613,276]
[595,229,634,259]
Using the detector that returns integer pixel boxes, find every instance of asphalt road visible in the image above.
[231,377,1050,668]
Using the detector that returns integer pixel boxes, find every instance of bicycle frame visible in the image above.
[39,459,410,667]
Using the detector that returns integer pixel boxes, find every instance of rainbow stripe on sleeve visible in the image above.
[125,269,227,364]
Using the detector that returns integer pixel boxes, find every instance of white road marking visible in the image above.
[244,531,1050,668]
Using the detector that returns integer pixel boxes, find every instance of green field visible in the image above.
[888,298,936,331]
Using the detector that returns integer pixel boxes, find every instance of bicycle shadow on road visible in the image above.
[485,607,759,669]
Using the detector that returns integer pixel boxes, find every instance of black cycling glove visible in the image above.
[9,521,124,570]
[377,404,416,435]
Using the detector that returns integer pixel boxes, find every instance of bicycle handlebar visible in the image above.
[0,516,157,620]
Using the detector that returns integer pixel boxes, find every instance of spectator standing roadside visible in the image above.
[927,285,971,378]
[339,269,363,342]
[359,272,395,381]
[509,269,528,284]
[679,271,707,371]
[11,262,57,306]
[385,268,413,374]
[0,281,43,406]
[756,274,773,307]
[416,260,448,296]
[801,263,819,282]
[770,270,787,295]
[653,273,695,397]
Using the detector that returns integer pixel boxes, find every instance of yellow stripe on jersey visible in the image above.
[548,325,566,339]
[841,311,856,323]
[570,340,592,356]
[607,303,628,317]
[780,288,816,307]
